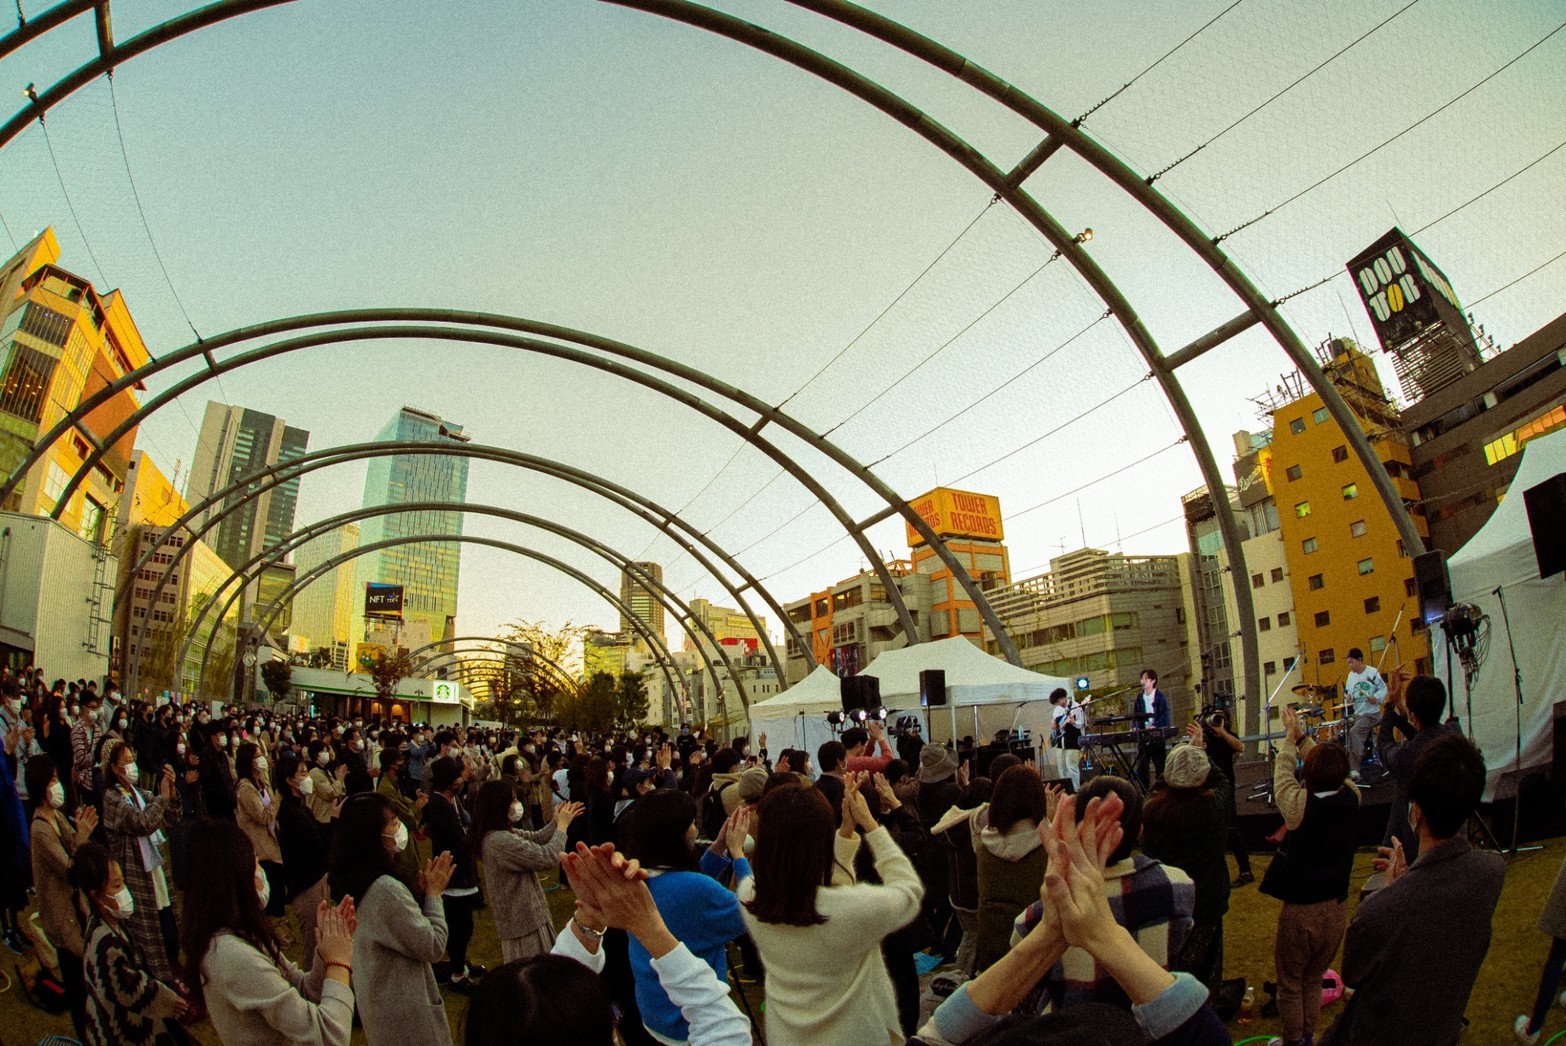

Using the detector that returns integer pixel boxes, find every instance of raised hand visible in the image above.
[723,806,750,859]
[656,744,672,771]
[315,898,355,968]
[421,851,455,897]
[871,772,900,810]
[414,790,429,811]
[563,844,668,949]
[1185,722,1205,749]
[758,732,767,749]
[555,801,585,831]
[1043,782,1064,821]
[75,804,99,843]
[1373,837,1408,884]
[845,773,877,832]
[1040,794,1123,951]
[1282,705,1303,744]
[956,759,971,789]
[775,755,791,774]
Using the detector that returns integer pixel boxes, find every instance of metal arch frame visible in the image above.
[0,0,1432,721]
[17,314,1022,666]
[178,500,750,711]
[400,635,582,692]
[408,648,581,701]
[410,639,679,722]
[117,440,803,690]
[206,533,697,707]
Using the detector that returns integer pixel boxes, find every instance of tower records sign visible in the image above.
[365,583,404,620]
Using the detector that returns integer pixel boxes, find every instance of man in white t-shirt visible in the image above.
[1048,687,1087,789]
[1344,647,1387,780]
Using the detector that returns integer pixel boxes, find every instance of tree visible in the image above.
[499,619,591,723]
[370,650,415,705]
[615,671,649,731]
[577,672,618,735]
[260,659,293,703]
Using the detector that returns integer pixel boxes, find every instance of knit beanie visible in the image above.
[1163,744,1210,790]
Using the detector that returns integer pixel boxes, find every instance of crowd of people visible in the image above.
[0,661,1550,1045]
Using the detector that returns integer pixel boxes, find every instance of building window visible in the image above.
[1369,636,1387,653]
[1358,558,1375,575]
[1318,648,1336,665]
[1307,573,1324,590]
[1258,617,1272,632]
[1332,445,1349,463]
[1289,418,1306,435]
[1350,520,1367,538]
[1342,483,1359,500]
[1286,464,1302,481]
[1313,407,1329,424]
[41,461,69,505]
[1270,567,1284,582]
[1314,610,1331,627]
[0,344,60,424]
[1302,537,1318,554]
[1404,577,1418,597]
[1294,501,1311,518]
[1278,611,1291,626]
[1251,573,1265,589]
[1263,660,1277,675]
[1365,596,1381,614]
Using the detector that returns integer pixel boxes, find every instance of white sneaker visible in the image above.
[1351,769,1361,781]
[1515,1015,1541,1044]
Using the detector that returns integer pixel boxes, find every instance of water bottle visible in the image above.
[1237,985,1255,1024]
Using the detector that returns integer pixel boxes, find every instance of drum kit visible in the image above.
[1289,683,1342,741]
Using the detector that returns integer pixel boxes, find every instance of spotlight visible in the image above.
[1074,228,1094,244]
[850,707,869,724]
[23,83,37,103]
[871,706,889,722]
[1075,676,1091,692]
[826,711,845,726]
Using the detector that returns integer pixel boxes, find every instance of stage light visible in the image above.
[826,711,845,727]
[871,706,889,722]
[850,707,869,724]
[1075,228,1094,244]
[1075,676,1090,691]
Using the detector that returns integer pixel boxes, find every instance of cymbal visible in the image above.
[1291,683,1329,696]
[1297,705,1326,718]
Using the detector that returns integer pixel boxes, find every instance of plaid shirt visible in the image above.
[1010,853,1195,1014]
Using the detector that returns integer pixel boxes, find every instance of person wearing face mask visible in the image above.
[470,779,583,962]
[275,751,333,972]
[183,817,357,1046]
[406,728,432,800]
[72,839,190,1044]
[340,727,373,795]
[198,721,238,822]
[71,692,105,807]
[234,742,289,933]
[422,756,485,992]
[306,740,348,844]
[27,753,99,1040]
[328,792,457,1045]
[99,738,182,985]
[378,746,429,881]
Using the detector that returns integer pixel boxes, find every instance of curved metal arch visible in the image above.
[410,639,676,721]
[203,533,696,708]
[401,635,583,690]
[179,499,749,712]
[410,649,582,704]
[118,440,803,688]
[20,312,1021,665]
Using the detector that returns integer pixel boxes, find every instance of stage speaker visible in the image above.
[920,669,948,708]
[839,675,864,714]
[974,744,1009,778]
[1523,473,1566,579]
[1412,549,1451,624]
[860,673,881,708]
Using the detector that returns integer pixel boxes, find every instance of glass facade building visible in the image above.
[353,408,470,646]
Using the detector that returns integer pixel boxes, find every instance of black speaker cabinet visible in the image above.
[1523,473,1566,579]
[1412,549,1451,623]
[839,675,863,714]
[920,669,948,708]
[860,674,881,709]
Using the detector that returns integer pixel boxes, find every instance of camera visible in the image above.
[1200,705,1228,731]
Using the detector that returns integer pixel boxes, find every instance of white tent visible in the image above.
[746,665,847,756]
[1435,428,1566,799]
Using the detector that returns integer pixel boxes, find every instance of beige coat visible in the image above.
[30,809,85,956]
[237,779,282,863]
[306,766,342,823]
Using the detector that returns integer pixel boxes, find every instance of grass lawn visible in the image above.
[3,842,1562,1044]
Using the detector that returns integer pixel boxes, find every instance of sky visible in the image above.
[0,0,1561,652]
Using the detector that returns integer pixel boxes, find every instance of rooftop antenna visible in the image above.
[1076,498,1087,549]
[1114,510,1124,553]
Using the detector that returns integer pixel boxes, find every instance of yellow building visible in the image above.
[583,629,630,678]
[1269,339,1431,712]
[0,229,151,542]
[906,487,1011,642]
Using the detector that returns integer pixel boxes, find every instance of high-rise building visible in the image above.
[110,450,190,680]
[682,598,767,654]
[783,560,934,682]
[905,487,1011,641]
[121,524,238,700]
[1265,338,1431,701]
[619,562,666,647]
[0,229,152,543]
[1181,485,1248,704]
[185,401,309,579]
[290,524,360,670]
[352,407,470,646]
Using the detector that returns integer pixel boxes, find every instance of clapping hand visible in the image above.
[871,772,900,811]
[722,805,750,859]
[1281,705,1304,744]
[420,851,455,898]
[1373,837,1408,885]
[775,754,791,774]
[74,804,99,844]
[1043,782,1064,821]
[315,896,356,969]
[656,744,672,771]
[956,759,971,789]
[158,765,177,800]
[1386,664,1411,713]
[1185,722,1206,749]
[562,843,669,952]
[843,771,877,832]
[555,801,585,831]
[1039,793,1125,952]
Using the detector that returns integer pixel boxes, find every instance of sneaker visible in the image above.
[1350,769,1361,781]
[446,974,475,996]
[1514,1015,1540,1044]
[464,964,486,980]
[1234,871,1256,887]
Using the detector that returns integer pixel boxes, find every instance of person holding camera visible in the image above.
[1199,709,1252,886]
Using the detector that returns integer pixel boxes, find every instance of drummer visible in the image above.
[1343,647,1387,781]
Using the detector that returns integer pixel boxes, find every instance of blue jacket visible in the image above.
[629,862,751,1041]
[1134,689,1171,729]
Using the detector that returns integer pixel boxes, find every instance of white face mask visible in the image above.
[117,718,128,730]
[122,764,139,785]
[256,758,269,774]
[256,868,271,910]
[48,780,65,809]
[298,774,315,796]
[387,821,409,854]
[509,801,525,824]
[316,752,330,767]
[176,743,186,756]
[218,735,229,748]
[108,885,134,918]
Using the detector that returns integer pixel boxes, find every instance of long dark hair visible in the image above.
[181,818,280,1005]
[744,785,832,927]
[462,954,611,1045]
[470,780,518,857]
[328,792,409,903]
[988,765,1048,834]
[235,741,263,787]
[273,751,307,809]
[23,752,58,819]
[619,789,700,872]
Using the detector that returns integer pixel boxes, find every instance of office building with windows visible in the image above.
[352,407,470,647]
[0,229,151,544]
[620,561,666,649]
[290,523,360,669]
[186,401,309,577]
[783,561,934,683]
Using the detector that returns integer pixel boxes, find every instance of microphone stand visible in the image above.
[1248,650,1305,807]
[1494,583,1541,857]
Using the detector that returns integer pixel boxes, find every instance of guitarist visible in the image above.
[1131,668,1171,789]
[1343,648,1386,781]
[1048,688,1085,789]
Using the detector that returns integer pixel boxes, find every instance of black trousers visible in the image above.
[1136,736,1167,790]
[442,893,480,972]
[60,948,88,1042]
[882,941,921,1037]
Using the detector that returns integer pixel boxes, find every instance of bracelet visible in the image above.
[573,918,607,938]
[324,961,352,976]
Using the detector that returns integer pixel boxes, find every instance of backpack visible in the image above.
[700,781,734,842]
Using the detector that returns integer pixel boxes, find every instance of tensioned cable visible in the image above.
[1467,247,1566,309]
[1007,438,1188,523]
[776,198,995,411]
[1213,20,1566,244]
[108,74,201,343]
[1270,136,1566,304]
[870,310,1112,466]
[36,115,107,289]
[949,374,1155,486]
[1148,0,1423,183]
[1073,0,1248,127]
[824,249,1065,436]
